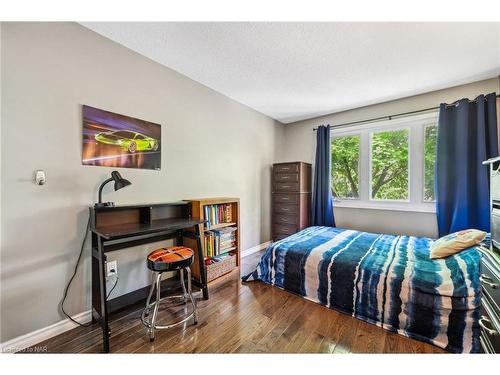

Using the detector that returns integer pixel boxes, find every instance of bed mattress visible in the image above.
[243,226,481,353]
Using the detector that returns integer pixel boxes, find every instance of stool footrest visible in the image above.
[141,309,196,330]
[141,264,198,341]
[144,294,188,307]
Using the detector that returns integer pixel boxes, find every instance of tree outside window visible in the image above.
[424,125,437,202]
[330,114,438,211]
[331,135,360,199]
[370,129,409,200]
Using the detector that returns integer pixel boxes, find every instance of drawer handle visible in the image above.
[282,197,289,200]
[479,316,499,336]
[282,176,290,179]
[281,185,290,189]
[480,274,498,289]
[281,208,290,211]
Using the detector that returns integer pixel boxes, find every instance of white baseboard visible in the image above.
[241,241,272,258]
[0,242,272,353]
[0,309,92,353]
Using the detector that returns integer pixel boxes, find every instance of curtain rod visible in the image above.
[312,94,500,131]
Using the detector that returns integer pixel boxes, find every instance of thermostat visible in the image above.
[34,170,46,185]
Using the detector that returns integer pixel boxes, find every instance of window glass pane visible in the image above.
[424,125,437,202]
[331,135,360,199]
[371,129,409,200]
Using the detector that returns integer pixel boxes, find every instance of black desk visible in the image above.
[90,202,207,353]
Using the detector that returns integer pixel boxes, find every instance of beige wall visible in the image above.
[281,77,500,238]
[0,22,285,342]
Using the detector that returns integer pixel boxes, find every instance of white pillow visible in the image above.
[430,229,486,259]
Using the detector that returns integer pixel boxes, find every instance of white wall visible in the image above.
[0,22,285,342]
[281,77,500,238]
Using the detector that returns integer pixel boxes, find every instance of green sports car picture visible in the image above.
[83,105,161,170]
[95,130,159,153]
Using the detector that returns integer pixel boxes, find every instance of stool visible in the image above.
[141,246,198,341]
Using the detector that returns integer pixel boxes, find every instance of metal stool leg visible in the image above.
[143,271,156,317]
[141,265,198,340]
[179,268,187,304]
[186,267,198,324]
[149,272,162,342]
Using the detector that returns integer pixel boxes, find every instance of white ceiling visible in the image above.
[82,22,500,124]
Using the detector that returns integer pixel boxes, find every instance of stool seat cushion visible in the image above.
[147,246,194,272]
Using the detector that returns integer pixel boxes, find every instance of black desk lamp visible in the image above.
[95,171,132,208]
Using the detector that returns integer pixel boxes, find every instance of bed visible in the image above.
[243,226,481,353]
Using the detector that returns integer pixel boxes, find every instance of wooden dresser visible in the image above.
[480,156,500,353]
[272,162,312,241]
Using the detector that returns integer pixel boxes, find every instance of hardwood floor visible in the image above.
[29,250,445,354]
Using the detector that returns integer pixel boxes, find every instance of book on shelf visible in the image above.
[203,203,233,229]
[204,226,237,258]
[205,252,235,266]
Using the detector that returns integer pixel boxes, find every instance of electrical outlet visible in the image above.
[106,260,118,277]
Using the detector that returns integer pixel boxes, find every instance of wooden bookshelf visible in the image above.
[204,222,237,231]
[183,198,240,289]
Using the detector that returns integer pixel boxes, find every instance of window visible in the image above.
[423,125,437,202]
[370,129,409,201]
[331,135,360,199]
[330,112,438,213]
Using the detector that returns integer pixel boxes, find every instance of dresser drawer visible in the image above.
[274,163,299,174]
[274,233,291,241]
[492,206,500,249]
[274,214,298,225]
[273,173,299,183]
[271,162,311,243]
[273,182,299,192]
[274,203,298,215]
[491,165,500,201]
[273,223,298,235]
[480,293,500,353]
[273,193,299,204]
[481,254,500,312]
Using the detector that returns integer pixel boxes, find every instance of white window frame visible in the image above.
[330,111,438,213]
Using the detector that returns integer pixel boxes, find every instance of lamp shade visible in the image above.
[110,171,132,191]
[114,178,131,191]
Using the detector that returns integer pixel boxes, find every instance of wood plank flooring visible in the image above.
[28,250,445,354]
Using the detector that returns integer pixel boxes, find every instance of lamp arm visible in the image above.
[98,177,114,204]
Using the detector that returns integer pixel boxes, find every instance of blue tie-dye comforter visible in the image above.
[243,226,481,353]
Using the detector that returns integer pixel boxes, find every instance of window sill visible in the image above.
[333,201,436,214]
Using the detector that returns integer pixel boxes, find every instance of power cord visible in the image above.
[107,276,119,299]
[60,214,92,327]
[60,213,120,328]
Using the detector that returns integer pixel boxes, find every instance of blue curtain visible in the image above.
[312,125,335,226]
[436,92,498,236]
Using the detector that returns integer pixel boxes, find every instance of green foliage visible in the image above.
[331,135,360,198]
[371,129,409,200]
[424,125,437,201]
[331,127,437,202]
